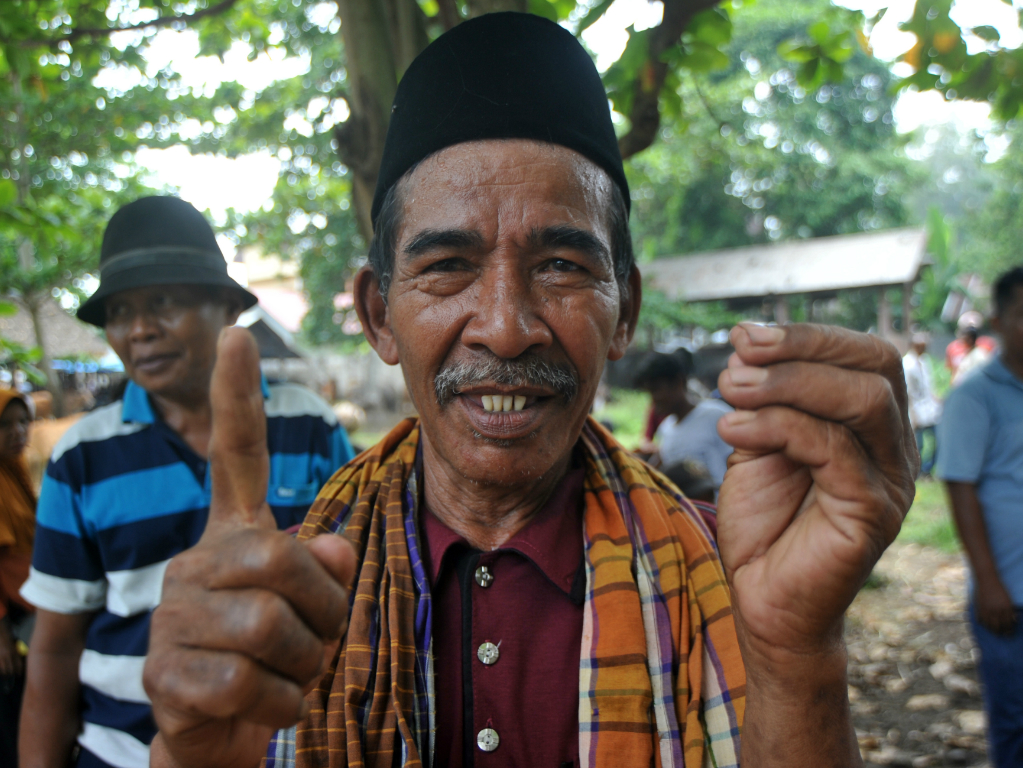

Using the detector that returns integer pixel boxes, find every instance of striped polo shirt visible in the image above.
[21,378,354,768]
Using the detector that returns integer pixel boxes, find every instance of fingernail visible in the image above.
[728,367,768,386]
[723,410,757,426]
[740,323,785,345]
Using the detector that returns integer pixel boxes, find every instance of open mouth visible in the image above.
[454,386,557,440]
[479,394,529,412]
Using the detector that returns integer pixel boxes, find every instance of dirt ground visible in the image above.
[846,541,990,767]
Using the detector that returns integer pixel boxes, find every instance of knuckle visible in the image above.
[861,373,894,417]
[242,591,291,650]
[212,654,258,707]
[162,551,195,586]
[142,653,173,702]
[244,530,297,576]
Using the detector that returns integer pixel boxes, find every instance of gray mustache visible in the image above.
[434,355,578,406]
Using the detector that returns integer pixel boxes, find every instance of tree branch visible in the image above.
[618,0,723,160]
[690,72,729,132]
[17,0,241,48]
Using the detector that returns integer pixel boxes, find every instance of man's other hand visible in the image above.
[975,578,1018,635]
[716,323,918,659]
[143,328,356,768]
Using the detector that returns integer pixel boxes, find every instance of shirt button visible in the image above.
[474,565,493,588]
[477,727,500,752]
[477,642,500,666]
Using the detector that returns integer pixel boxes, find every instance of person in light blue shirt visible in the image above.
[18,197,354,768]
[635,351,734,498]
[937,266,1022,768]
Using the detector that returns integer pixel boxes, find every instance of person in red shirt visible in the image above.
[947,310,997,379]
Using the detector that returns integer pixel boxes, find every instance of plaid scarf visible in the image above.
[265,417,744,768]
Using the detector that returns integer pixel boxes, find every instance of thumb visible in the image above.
[207,326,273,532]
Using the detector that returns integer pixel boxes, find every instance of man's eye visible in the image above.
[547,258,582,273]
[424,258,468,273]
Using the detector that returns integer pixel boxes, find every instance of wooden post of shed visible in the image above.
[773,296,790,325]
[902,281,913,333]
[877,288,892,338]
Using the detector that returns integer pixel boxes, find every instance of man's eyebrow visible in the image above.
[529,225,610,264]
[403,228,484,256]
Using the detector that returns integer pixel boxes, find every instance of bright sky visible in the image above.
[118,0,1022,226]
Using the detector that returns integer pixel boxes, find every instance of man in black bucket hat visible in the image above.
[75,195,259,327]
[19,196,355,768]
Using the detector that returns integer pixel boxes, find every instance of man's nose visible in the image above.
[126,309,161,342]
[461,261,552,359]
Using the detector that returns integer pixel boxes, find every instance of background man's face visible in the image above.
[105,284,239,403]
[382,139,634,487]
[993,284,1023,361]
[643,377,687,418]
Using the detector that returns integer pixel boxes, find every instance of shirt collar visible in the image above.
[421,464,586,600]
[121,374,272,425]
[983,355,1023,390]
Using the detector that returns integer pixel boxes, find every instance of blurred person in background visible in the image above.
[903,332,942,477]
[937,265,1023,768]
[635,352,733,496]
[18,196,354,768]
[947,310,996,385]
[0,388,36,766]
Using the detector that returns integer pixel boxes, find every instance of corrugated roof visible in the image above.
[641,228,928,302]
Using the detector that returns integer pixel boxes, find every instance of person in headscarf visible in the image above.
[0,388,35,765]
[143,13,919,768]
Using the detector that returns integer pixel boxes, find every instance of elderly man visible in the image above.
[19,197,354,768]
[143,14,916,768]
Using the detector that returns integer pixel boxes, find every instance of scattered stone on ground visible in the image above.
[845,542,990,767]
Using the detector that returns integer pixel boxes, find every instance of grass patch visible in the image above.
[896,479,961,553]
[862,570,890,590]
[592,388,649,449]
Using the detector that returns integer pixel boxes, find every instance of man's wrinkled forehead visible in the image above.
[397,139,615,239]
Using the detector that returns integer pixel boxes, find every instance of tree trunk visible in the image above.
[334,0,429,241]
[331,0,719,233]
[465,0,527,16]
[24,294,66,417]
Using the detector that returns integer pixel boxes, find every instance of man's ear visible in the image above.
[354,265,399,365]
[608,265,642,362]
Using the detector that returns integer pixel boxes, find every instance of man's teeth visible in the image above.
[480,394,528,412]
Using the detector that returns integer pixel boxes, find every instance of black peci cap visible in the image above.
[371,12,629,226]
[77,196,257,327]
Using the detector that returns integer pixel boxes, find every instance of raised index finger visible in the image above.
[208,326,272,531]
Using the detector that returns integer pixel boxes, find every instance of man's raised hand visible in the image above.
[144,328,355,768]
[715,323,918,765]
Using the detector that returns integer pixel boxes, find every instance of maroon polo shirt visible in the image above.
[422,466,586,768]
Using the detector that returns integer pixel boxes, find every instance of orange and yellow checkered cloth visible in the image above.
[265,417,744,768]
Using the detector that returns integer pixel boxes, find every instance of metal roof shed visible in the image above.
[640,227,928,333]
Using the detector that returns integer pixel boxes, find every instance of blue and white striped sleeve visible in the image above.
[21,460,106,614]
